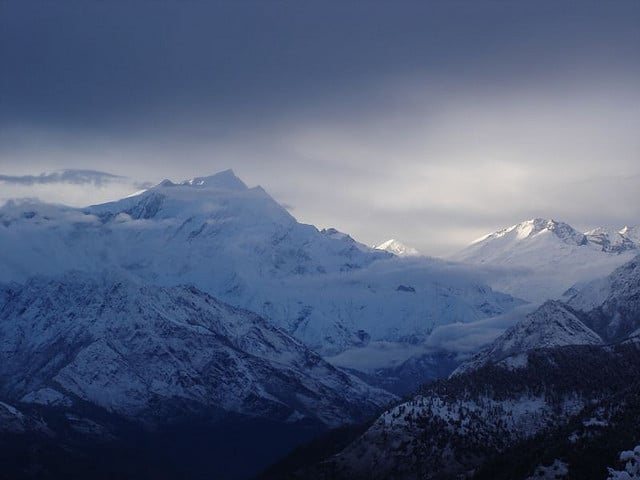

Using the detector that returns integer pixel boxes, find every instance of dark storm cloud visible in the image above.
[2,1,638,133]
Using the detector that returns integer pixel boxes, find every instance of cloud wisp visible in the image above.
[0,169,146,208]
[0,169,124,186]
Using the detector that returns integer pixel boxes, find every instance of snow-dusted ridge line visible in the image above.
[453,300,603,375]
[0,271,395,426]
[373,238,420,257]
[181,168,249,190]
[469,218,587,246]
[451,217,639,303]
[467,218,640,250]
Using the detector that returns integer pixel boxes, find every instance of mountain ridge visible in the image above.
[0,270,395,426]
[455,255,640,374]
[451,217,639,302]
[373,238,420,257]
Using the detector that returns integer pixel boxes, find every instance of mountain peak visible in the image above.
[516,218,585,243]
[373,238,420,257]
[182,169,248,191]
[471,218,586,246]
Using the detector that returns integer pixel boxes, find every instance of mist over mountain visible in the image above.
[0,169,638,479]
[3,1,639,477]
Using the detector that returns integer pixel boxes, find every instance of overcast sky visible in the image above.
[1,1,639,255]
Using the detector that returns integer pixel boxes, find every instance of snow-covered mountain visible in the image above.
[373,239,420,257]
[456,255,640,374]
[620,225,640,244]
[451,218,639,302]
[454,300,602,374]
[0,271,393,426]
[271,254,640,479]
[567,255,640,342]
[0,169,520,355]
[585,227,638,253]
[473,218,588,246]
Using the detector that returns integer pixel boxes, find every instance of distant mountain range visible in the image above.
[450,218,639,302]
